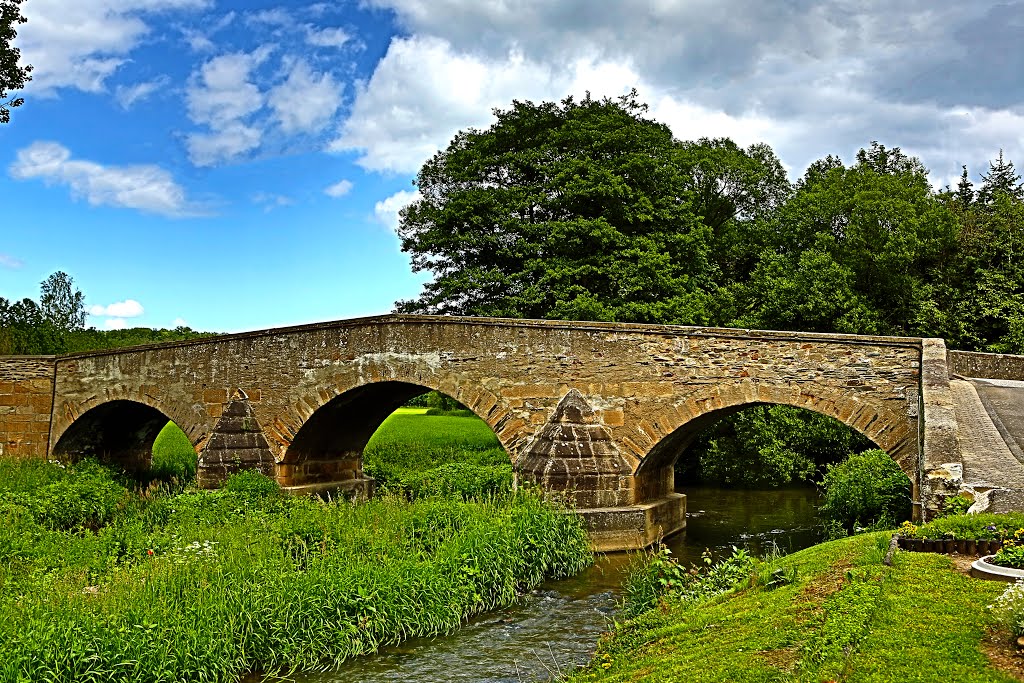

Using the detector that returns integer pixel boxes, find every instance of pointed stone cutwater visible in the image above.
[516,388,634,508]
[517,388,687,552]
[197,389,276,487]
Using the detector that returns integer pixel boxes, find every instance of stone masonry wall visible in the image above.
[948,350,1024,381]
[0,356,56,459]
[48,316,926,507]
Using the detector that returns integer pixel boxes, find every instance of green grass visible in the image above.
[150,421,197,482]
[564,533,1016,682]
[365,408,512,498]
[0,461,591,682]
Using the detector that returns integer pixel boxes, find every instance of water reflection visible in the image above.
[298,487,820,683]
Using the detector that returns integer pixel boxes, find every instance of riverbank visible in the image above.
[565,532,1022,682]
[0,456,590,682]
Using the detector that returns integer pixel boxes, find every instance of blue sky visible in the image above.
[2,1,1023,333]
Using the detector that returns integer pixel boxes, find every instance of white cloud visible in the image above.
[103,318,128,330]
[341,1,1024,184]
[252,191,293,211]
[173,317,188,327]
[305,26,350,48]
[324,179,353,197]
[269,59,342,134]
[10,141,202,217]
[89,299,144,317]
[374,189,421,233]
[0,254,24,269]
[185,47,272,166]
[17,0,208,95]
[248,8,293,27]
[186,123,264,168]
[114,76,169,109]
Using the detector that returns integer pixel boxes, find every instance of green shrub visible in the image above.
[621,546,754,619]
[385,462,513,499]
[819,449,911,538]
[0,459,128,531]
[940,493,973,517]
[223,470,281,498]
[916,512,1024,540]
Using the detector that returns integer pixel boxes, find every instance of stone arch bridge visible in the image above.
[3,315,1016,550]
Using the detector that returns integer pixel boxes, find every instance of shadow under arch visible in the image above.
[51,399,172,474]
[633,391,918,503]
[279,380,507,491]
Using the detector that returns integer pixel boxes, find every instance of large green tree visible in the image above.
[396,92,788,325]
[0,0,31,124]
[733,143,956,337]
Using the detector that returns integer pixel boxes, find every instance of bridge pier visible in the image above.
[514,389,686,551]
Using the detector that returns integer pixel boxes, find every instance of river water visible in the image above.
[297,486,821,683]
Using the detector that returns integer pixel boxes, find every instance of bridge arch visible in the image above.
[51,399,176,473]
[630,381,918,499]
[272,377,510,491]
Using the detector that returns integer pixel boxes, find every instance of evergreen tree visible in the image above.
[978,150,1024,204]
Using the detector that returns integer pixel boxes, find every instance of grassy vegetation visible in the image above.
[364,408,512,498]
[150,421,197,482]
[0,458,590,682]
[564,532,1017,682]
[0,408,585,681]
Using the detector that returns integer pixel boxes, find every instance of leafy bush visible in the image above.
[818,449,912,538]
[223,470,281,498]
[990,581,1024,637]
[940,493,973,517]
[621,546,754,619]
[914,512,1024,540]
[0,459,128,530]
[424,407,477,418]
[680,405,874,488]
[384,462,513,499]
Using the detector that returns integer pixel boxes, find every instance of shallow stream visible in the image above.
[296,486,821,683]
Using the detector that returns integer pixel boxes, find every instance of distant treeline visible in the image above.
[0,273,216,355]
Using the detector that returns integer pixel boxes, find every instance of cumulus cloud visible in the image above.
[103,318,129,330]
[17,0,208,95]
[268,59,342,134]
[89,299,144,317]
[10,141,203,217]
[0,254,24,269]
[324,179,353,197]
[341,1,1024,181]
[374,189,420,233]
[173,317,188,327]
[185,47,272,166]
[305,26,350,48]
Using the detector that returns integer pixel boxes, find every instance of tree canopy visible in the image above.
[396,91,788,324]
[0,0,31,124]
[395,94,1024,487]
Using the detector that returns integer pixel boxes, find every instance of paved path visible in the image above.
[950,379,1024,488]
